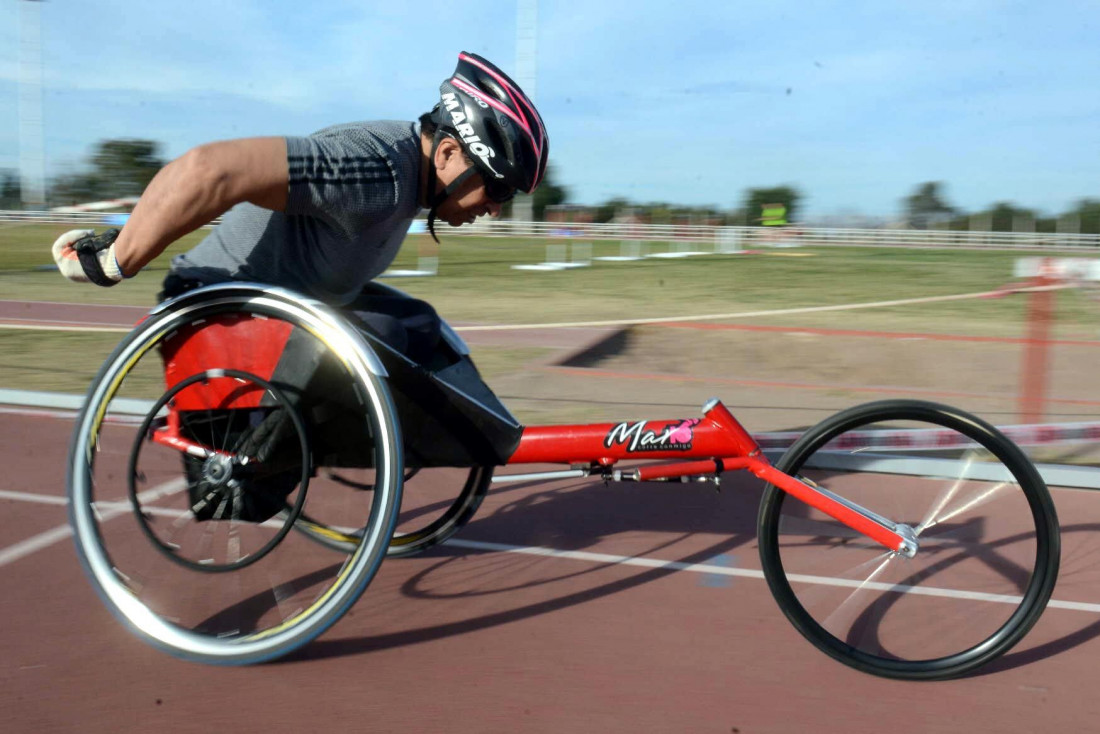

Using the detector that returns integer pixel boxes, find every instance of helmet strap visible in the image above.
[425,132,480,244]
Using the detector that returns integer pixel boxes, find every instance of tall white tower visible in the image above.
[513,0,537,221]
[18,0,47,208]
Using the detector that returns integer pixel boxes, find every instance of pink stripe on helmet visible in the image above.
[456,53,546,154]
[450,77,543,163]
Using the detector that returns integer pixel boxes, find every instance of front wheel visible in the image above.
[757,400,1060,680]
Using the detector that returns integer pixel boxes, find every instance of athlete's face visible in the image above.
[434,139,508,227]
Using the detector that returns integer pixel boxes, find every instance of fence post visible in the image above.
[1019,259,1057,423]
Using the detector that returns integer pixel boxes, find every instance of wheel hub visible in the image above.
[201,454,237,487]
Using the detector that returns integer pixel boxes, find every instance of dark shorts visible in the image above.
[159,273,442,364]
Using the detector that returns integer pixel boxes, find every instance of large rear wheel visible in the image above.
[68,285,403,665]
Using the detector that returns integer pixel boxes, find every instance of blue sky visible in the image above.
[0,0,1097,220]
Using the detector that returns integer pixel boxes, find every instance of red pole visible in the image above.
[1019,265,1055,423]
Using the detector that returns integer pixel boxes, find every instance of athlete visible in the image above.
[50,51,549,358]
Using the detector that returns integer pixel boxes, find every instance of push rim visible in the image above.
[291,465,492,557]
[68,289,403,664]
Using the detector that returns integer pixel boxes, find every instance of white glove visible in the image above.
[51,229,126,286]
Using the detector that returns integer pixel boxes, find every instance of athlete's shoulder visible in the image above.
[284,120,420,224]
[306,120,419,150]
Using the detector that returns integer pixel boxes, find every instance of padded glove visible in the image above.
[51,228,126,286]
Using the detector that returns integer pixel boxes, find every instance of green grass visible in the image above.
[3,224,1099,395]
[0,330,121,394]
[1,224,1087,328]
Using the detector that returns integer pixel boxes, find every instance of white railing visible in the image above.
[3,210,1098,251]
[0,210,153,226]
[441,220,1100,250]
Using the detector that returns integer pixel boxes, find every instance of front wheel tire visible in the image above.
[757,400,1060,680]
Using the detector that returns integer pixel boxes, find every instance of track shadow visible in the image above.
[211,473,1100,677]
[971,521,1100,677]
[286,472,763,662]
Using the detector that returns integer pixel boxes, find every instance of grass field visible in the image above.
[3,222,1099,400]
[5,222,1098,328]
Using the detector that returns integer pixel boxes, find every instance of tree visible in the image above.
[48,171,102,208]
[90,139,164,199]
[507,162,568,220]
[1069,198,1100,235]
[904,181,955,229]
[594,197,631,224]
[967,201,1037,232]
[742,186,801,226]
[47,138,165,206]
[0,170,21,209]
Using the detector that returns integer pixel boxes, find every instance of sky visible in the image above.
[0,0,1097,221]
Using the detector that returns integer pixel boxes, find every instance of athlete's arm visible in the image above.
[111,137,290,276]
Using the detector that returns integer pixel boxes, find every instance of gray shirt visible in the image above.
[169,120,423,305]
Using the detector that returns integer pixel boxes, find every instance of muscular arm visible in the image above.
[112,137,289,276]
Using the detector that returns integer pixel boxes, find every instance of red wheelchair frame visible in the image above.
[148,309,912,557]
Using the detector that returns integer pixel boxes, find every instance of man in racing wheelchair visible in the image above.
[51,52,549,522]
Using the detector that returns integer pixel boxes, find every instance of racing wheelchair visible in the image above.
[67,282,1060,679]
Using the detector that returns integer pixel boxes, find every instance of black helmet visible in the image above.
[424,52,549,241]
[436,51,549,194]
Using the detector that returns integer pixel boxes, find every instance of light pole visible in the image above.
[513,0,537,222]
[18,0,47,208]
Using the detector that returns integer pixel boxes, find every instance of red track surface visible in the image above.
[6,408,1100,733]
[7,299,1100,731]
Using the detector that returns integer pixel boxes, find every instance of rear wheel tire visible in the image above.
[68,286,403,665]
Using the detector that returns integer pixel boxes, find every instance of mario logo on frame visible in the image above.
[604,418,701,453]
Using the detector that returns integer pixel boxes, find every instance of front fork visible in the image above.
[618,455,918,557]
[749,460,918,558]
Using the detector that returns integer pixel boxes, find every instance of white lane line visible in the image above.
[0,285,1071,334]
[0,316,133,328]
[0,524,76,567]
[0,480,186,568]
[2,489,1096,613]
[453,285,1071,331]
[0,323,130,333]
[0,490,67,505]
[446,538,1100,614]
[448,538,761,576]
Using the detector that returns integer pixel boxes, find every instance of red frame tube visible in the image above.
[153,393,905,554]
[748,461,905,554]
[507,398,761,465]
[504,399,905,554]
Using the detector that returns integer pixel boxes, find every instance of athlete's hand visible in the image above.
[51,229,126,286]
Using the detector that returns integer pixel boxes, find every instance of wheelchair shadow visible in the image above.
[970,521,1100,677]
[286,471,765,663]
[285,490,1100,674]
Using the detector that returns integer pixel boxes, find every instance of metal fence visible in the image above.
[4,210,1099,251]
[447,219,1100,250]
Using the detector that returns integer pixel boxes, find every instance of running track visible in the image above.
[7,303,1100,731]
[8,409,1100,732]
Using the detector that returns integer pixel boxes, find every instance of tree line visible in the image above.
[0,139,1096,234]
[903,181,1099,235]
